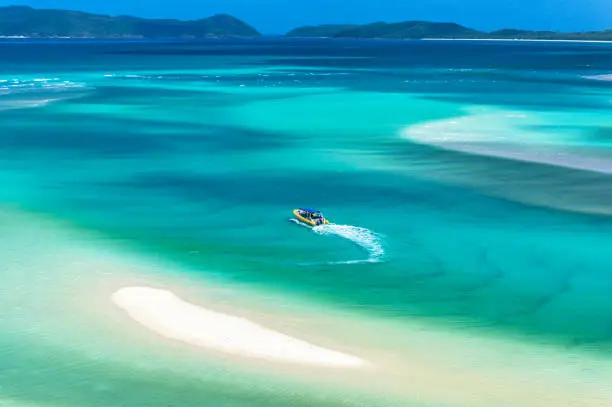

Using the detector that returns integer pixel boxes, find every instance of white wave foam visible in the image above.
[0,77,88,110]
[313,224,384,263]
[0,77,85,92]
[103,74,148,80]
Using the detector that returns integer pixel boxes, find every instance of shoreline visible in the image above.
[421,37,612,43]
[2,35,612,43]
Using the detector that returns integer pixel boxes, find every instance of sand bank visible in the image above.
[399,108,612,214]
[112,286,365,368]
[584,74,612,81]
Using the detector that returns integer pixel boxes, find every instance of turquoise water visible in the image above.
[3,38,612,407]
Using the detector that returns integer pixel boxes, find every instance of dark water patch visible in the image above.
[111,170,437,209]
[4,37,612,76]
[78,84,217,104]
[403,251,506,298]
[162,125,289,152]
[92,80,337,107]
[101,39,376,58]
[97,38,612,77]
[0,108,289,158]
[0,115,169,157]
[591,127,612,142]
[384,139,612,220]
[424,93,611,111]
[248,39,612,70]
[455,252,506,294]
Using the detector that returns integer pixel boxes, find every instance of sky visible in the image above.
[1,0,611,34]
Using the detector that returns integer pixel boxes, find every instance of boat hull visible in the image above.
[293,209,329,227]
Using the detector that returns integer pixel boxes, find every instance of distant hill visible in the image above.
[287,21,481,39]
[0,6,260,38]
[287,25,359,38]
[287,21,612,41]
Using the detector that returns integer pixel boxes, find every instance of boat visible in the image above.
[293,207,330,227]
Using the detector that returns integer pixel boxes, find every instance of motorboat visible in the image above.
[292,207,330,227]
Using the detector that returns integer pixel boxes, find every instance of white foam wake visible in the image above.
[312,224,384,263]
[289,218,311,229]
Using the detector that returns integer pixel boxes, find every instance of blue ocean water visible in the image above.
[2,38,612,407]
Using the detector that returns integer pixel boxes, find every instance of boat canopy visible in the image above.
[300,207,320,214]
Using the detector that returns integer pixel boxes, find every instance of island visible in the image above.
[3,6,612,42]
[0,6,260,38]
[286,21,612,41]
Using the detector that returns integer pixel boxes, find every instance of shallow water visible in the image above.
[2,38,612,407]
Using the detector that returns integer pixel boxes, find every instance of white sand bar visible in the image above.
[112,286,365,368]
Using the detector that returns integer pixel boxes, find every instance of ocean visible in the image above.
[2,37,612,407]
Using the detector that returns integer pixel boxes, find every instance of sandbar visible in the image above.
[111,286,365,368]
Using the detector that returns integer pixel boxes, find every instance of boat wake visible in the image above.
[288,218,312,229]
[312,224,384,264]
